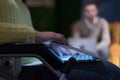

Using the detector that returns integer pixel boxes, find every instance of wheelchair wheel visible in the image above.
[0,69,18,80]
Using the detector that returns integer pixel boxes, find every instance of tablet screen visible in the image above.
[49,42,99,62]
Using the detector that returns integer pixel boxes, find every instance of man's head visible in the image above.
[83,2,98,21]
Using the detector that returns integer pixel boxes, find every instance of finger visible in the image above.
[58,34,68,44]
[59,35,67,45]
[54,34,68,45]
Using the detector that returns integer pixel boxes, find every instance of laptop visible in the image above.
[68,38,98,56]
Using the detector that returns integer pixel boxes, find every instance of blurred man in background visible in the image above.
[72,2,111,59]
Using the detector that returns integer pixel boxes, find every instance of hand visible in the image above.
[35,31,67,44]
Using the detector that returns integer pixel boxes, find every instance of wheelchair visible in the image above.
[0,43,120,80]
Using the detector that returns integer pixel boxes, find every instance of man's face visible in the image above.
[83,4,98,20]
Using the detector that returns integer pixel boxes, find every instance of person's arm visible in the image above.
[0,23,35,44]
[72,22,81,38]
[97,19,111,50]
[0,23,67,44]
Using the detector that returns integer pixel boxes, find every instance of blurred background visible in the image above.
[23,0,120,37]
[23,0,81,37]
[22,0,120,67]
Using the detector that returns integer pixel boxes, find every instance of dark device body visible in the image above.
[0,43,119,80]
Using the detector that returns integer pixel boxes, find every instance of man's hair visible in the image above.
[83,1,98,9]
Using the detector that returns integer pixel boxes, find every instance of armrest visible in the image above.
[109,43,120,67]
[0,43,63,69]
[109,22,120,43]
[0,43,62,79]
